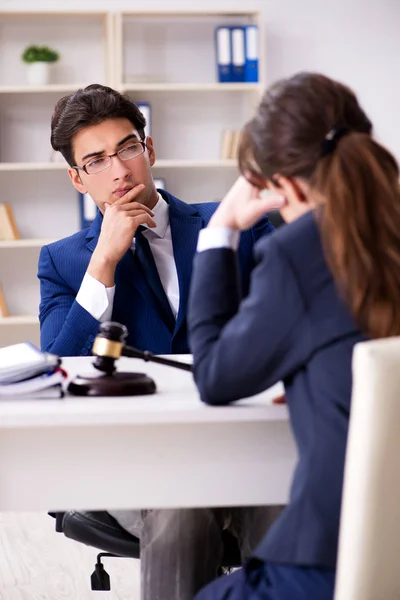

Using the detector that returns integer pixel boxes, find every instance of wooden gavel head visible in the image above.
[92,321,128,375]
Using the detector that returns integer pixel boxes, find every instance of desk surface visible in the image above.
[0,356,287,428]
[0,356,296,512]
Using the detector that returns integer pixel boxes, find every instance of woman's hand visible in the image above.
[208,176,286,231]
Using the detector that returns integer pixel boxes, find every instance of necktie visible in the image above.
[134,227,175,331]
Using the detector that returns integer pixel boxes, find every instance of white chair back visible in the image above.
[335,337,400,600]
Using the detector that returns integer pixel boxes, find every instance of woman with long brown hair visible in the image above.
[188,72,400,600]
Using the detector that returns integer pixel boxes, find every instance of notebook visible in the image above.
[0,342,61,384]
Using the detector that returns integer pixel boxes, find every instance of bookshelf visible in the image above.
[0,159,237,172]
[0,239,56,249]
[0,316,40,348]
[0,8,265,347]
[1,316,39,326]
[0,84,94,94]
[120,82,260,92]
[0,163,67,171]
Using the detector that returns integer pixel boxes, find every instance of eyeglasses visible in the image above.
[74,140,147,175]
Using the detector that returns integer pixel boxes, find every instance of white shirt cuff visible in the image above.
[197,227,240,253]
[76,272,115,322]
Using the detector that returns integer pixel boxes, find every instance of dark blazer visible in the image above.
[188,211,366,570]
[38,190,273,357]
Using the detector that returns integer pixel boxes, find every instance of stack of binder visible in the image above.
[215,25,259,83]
[0,342,66,399]
[78,191,98,230]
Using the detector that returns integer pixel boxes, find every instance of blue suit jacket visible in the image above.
[38,190,273,357]
[188,211,367,571]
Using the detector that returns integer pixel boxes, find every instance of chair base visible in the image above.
[91,554,115,591]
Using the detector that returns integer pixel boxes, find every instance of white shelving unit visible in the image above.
[120,82,260,92]
[0,10,113,347]
[0,239,56,249]
[0,162,66,171]
[0,316,38,325]
[114,10,264,167]
[0,316,40,348]
[0,160,237,171]
[0,84,93,94]
[0,8,264,347]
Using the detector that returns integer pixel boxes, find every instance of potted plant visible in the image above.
[21,45,60,86]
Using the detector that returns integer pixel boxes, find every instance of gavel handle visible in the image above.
[122,346,192,372]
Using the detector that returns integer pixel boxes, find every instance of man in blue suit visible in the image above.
[38,84,278,600]
[39,85,273,357]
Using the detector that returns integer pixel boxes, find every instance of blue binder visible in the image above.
[78,192,98,230]
[244,25,259,83]
[136,102,151,137]
[215,26,232,83]
[231,27,245,82]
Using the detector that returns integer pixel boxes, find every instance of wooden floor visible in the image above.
[0,512,140,599]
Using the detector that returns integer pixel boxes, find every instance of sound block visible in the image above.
[67,371,157,397]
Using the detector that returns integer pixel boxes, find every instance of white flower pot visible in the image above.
[26,62,51,86]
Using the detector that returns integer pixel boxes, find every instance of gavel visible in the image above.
[92,321,192,374]
[68,321,192,397]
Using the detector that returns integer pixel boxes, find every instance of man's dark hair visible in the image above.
[50,84,146,166]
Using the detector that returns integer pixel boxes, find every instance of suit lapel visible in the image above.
[167,195,204,334]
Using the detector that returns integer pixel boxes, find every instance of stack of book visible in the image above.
[0,342,66,399]
[220,129,242,160]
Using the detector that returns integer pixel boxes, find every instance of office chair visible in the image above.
[51,510,242,591]
[335,338,400,599]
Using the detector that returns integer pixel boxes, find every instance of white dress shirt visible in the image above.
[76,193,238,323]
[138,194,180,317]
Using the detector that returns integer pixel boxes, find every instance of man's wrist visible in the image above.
[76,272,115,321]
[87,251,118,287]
